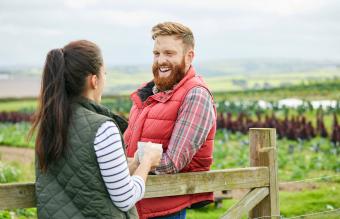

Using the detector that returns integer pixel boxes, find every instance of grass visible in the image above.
[0,160,34,184]
[0,162,21,183]
[0,208,36,219]
[212,130,339,181]
[0,123,34,148]
[0,99,36,112]
[0,123,338,180]
[0,130,339,218]
[102,68,339,95]
[0,79,339,218]
[0,96,132,114]
[186,182,340,219]
[213,79,340,101]
[279,182,340,218]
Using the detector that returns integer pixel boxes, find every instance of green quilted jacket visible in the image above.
[35,97,138,219]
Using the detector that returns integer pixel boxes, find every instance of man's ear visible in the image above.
[90,74,98,89]
[186,49,195,65]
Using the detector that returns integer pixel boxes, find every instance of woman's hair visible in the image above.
[30,40,103,172]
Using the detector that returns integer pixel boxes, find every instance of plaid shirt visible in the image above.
[154,86,215,174]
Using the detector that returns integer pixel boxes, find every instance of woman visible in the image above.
[30,40,161,219]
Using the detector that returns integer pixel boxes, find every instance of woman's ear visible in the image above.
[90,74,98,89]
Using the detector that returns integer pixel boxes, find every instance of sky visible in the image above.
[0,0,339,67]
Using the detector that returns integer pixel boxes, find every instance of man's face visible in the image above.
[152,35,192,91]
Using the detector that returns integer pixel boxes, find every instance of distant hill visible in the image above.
[105,59,340,77]
[195,59,340,77]
[0,59,339,98]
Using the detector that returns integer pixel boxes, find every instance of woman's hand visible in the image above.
[140,142,162,168]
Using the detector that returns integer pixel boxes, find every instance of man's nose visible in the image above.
[158,54,167,65]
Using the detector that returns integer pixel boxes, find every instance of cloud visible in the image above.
[63,0,100,10]
[0,24,63,36]
[0,0,339,67]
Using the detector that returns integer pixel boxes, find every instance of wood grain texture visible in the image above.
[249,128,280,219]
[221,187,269,219]
[0,167,269,210]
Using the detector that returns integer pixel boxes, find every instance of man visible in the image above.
[124,22,216,219]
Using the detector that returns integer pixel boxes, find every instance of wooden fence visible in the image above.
[0,128,279,219]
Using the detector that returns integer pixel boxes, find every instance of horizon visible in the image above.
[0,57,340,70]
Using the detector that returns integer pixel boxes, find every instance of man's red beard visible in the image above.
[152,58,186,91]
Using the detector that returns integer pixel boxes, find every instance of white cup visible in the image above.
[137,141,162,162]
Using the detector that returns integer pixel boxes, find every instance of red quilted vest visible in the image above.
[124,67,216,219]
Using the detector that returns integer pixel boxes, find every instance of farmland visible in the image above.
[0,79,339,218]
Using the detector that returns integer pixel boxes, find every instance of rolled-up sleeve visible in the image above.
[155,87,215,174]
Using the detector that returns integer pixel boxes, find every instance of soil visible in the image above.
[0,77,40,98]
[0,146,35,165]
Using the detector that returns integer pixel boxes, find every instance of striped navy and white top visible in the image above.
[94,121,145,212]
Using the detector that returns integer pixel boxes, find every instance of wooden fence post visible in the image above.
[249,128,280,219]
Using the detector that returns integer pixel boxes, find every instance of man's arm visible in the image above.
[154,87,215,174]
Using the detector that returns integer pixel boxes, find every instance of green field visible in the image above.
[213,78,340,101]
[205,69,340,93]
[8,60,339,95]
[0,78,339,112]
[186,182,340,219]
[0,80,339,218]
[103,68,340,94]
[0,127,339,218]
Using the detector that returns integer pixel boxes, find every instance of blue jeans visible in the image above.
[150,209,186,219]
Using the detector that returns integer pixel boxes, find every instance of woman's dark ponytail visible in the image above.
[30,40,103,172]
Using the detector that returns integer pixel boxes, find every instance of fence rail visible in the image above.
[0,128,279,219]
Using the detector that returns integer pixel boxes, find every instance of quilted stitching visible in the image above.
[36,101,138,219]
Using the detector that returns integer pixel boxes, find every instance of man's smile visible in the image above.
[159,66,171,77]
